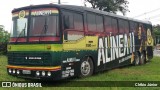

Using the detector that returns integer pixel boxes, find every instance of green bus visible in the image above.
[7,4,154,80]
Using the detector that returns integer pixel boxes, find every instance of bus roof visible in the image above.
[12,4,151,25]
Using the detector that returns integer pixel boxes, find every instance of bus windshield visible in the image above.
[11,17,28,37]
[10,8,59,43]
[30,15,59,37]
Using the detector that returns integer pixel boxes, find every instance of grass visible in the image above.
[0,55,160,90]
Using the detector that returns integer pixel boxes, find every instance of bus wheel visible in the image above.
[140,52,146,65]
[80,57,93,77]
[134,52,140,65]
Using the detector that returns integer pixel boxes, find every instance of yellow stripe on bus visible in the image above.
[7,44,63,52]
[63,36,98,51]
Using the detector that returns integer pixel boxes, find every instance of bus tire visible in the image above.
[140,52,146,65]
[134,52,140,66]
[80,57,94,77]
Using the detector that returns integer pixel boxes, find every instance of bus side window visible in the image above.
[87,13,96,32]
[63,11,84,41]
[105,17,118,36]
[129,21,134,33]
[125,21,129,34]
[96,15,104,32]
[129,21,138,34]
[87,13,104,33]
[63,11,74,30]
[74,13,83,30]
[118,19,124,34]
[104,16,112,35]
[112,18,118,36]
[118,19,129,34]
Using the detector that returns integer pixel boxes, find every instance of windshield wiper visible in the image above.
[15,23,26,44]
[39,18,48,42]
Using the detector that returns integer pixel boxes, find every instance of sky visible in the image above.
[1,0,160,32]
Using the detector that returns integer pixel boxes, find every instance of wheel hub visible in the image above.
[81,61,90,76]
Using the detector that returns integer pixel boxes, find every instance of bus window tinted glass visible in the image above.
[105,16,112,34]
[118,19,129,34]
[130,21,138,33]
[105,16,118,35]
[11,18,28,37]
[30,16,59,36]
[87,13,96,31]
[112,18,118,35]
[96,15,104,32]
[74,13,83,30]
[63,11,74,29]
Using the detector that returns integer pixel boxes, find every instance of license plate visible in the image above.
[22,70,31,74]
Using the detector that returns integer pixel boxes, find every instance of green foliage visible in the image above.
[153,25,160,44]
[153,25,160,35]
[85,0,129,15]
[0,25,10,54]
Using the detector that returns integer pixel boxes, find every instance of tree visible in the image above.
[153,25,160,44]
[153,25,160,35]
[0,25,10,54]
[85,0,129,15]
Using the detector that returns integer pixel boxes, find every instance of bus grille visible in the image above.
[8,52,52,66]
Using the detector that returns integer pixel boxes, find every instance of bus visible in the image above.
[7,4,154,80]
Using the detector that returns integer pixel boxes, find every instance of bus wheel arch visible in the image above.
[88,56,96,73]
[79,56,94,77]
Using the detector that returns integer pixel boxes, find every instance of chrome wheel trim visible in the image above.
[81,61,91,76]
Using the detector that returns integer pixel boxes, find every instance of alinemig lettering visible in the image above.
[97,32,135,66]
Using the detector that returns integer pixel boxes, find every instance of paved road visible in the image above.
[154,49,160,57]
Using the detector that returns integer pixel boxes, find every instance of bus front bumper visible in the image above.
[6,65,62,80]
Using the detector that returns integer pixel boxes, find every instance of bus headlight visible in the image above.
[36,71,40,76]
[47,71,51,76]
[9,69,12,73]
[42,71,45,76]
[17,70,20,74]
[13,69,16,74]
